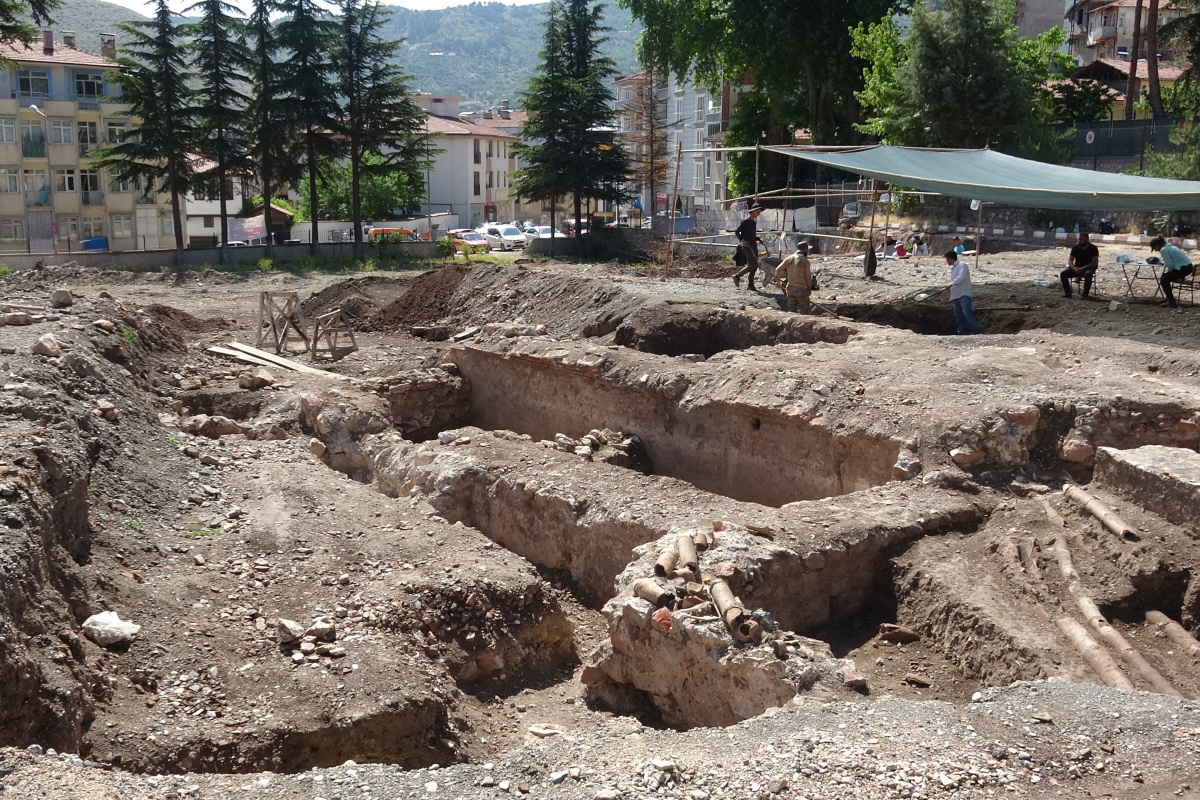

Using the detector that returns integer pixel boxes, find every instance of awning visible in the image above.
[763,145,1200,211]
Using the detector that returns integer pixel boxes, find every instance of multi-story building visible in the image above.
[0,31,177,254]
[414,94,518,228]
[1065,0,1184,66]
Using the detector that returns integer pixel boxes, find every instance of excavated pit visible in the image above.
[444,344,902,507]
[610,305,857,357]
[835,302,1063,336]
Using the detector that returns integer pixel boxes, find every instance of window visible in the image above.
[694,94,705,120]
[203,216,214,228]
[473,139,481,164]
[473,171,480,196]
[695,129,704,148]
[111,214,133,237]
[50,121,72,145]
[0,217,24,240]
[57,216,79,238]
[77,122,98,149]
[82,216,103,237]
[54,169,77,192]
[0,168,16,193]
[0,118,13,143]
[23,169,47,192]
[674,99,682,120]
[75,71,104,98]
[109,173,130,193]
[17,69,49,96]
[80,170,100,191]
[20,119,43,143]
[105,120,127,144]
[487,170,494,189]
[161,213,174,236]
[487,140,493,158]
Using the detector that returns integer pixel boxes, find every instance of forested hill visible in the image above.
[384,2,641,109]
[39,0,642,112]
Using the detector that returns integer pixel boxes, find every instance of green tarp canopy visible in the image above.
[762,145,1200,211]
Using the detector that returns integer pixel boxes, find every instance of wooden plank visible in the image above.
[224,341,346,379]
[207,345,290,370]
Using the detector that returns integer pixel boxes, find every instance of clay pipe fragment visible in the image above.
[1146,610,1200,657]
[709,578,745,632]
[1063,484,1139,541]
[734,618,763,644]
[676,534,700,580]
[654,547,679,579]
[632,578,673,609]
[693,531,712,551]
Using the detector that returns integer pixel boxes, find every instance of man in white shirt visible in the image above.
[945,250,981,335]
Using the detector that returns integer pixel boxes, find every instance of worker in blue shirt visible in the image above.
[1150,236,1194,308]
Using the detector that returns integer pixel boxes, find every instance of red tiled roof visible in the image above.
[423,113,517,139]
[0,39,117,69]
[1096,57,1186,81]
[470,111,527,131]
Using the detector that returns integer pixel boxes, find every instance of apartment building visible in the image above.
[1066,0,1184,66]
[414,94,518,228]
[0,31,176,254]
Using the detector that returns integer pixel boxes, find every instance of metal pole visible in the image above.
[975,200,983,271]
[754,144,760,200]
[883,183,893,254]
[666,139,683,278]
[864,183,878,279]
[781,157,793,257]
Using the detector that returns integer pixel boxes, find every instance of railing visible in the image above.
[73,96,101,110]
[1087,24,1117,45]
[135,192,155,204]
[78,141,99,157]
[21,139,46,158]
[25,188,50,207]
[81,190,103,205]
[13,91,49,107]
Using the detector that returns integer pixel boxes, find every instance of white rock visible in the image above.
[32,333,62,358]
[238,367,275,389]
[277,618,305,643]
[81,611,140,647]
[49,289,74,308]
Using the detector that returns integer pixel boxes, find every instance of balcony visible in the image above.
[25,188,50,207]
[72,95,101,111]
[135,192,155,205]
[21,139,46,158]
[1088,24,1117,45]
[81,190,103,205]
[13,91,49,107]
[78,142,100,158]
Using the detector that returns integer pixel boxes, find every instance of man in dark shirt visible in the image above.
[1060,232,1100,298]
[732,204,765,290]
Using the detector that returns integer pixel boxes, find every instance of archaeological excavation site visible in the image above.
[1,249,1199,799]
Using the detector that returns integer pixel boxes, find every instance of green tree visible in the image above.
[1146,120,1200,179]
[2,0,57,44]
[185,0,250,260]
[721,90,770,199]
[97,0,195,258]
[245,0,288,254]
[514,0,630,251]
[334,0,433,256]
[276,0,340,253]
[300,155,425,220]
[852,0,1079,158]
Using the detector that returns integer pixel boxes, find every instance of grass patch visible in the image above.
[188,527,221,539]
[0,264,13,276]
[117,323,137,342]
[123,519,144,530]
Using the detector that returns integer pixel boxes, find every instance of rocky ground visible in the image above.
[1,242,1199,799]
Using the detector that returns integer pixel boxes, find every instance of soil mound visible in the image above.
[301,275,414,330]
[368,265,473,331]
[144,304,232,334]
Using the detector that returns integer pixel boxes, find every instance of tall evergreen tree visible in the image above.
[0,0,57,45]
[185,0,250,259]
[514,0,629,253]
[245,0,286,255]
[277,0,340,254]
[334,0,432,257]
[97,0,195,258]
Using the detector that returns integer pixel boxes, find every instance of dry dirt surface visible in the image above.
[1,247,1200,800]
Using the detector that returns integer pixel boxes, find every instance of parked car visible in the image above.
[216,240,249,247]
[561,219,590,237]
[367,226,418,243]
[448,228,488,254]
[529,225,566,240]
[476,224,527,250]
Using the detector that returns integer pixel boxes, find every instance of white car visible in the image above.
[476,224,527,251]
[529,225,566,240]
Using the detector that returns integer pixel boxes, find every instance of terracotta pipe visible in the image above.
[735,619,763,644]
[676,535,699,578]
[1063,484,1138,541]
[694,531,712,551]
[632,578,673,609]
[654,548,679,579]
[709,579,745,632]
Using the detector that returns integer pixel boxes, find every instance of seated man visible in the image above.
[1059,231,1099,298]
[1150,235,1194,308]
[775,241,813,313]
[912,235,929,257]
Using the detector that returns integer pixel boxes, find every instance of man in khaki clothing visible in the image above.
[775,241,812,313]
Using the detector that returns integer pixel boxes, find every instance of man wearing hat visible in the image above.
[774,241,813,313]
[732,203,765,290]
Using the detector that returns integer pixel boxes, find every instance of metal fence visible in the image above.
[1064,118,1187,160]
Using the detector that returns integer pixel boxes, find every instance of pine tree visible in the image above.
[97,0,195,259]
[514,0,630,254]
[185,0,250,260]
[334,0,432,257]
[245,0,287,254]
[277,0,340,253]
[0,0,56,45]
